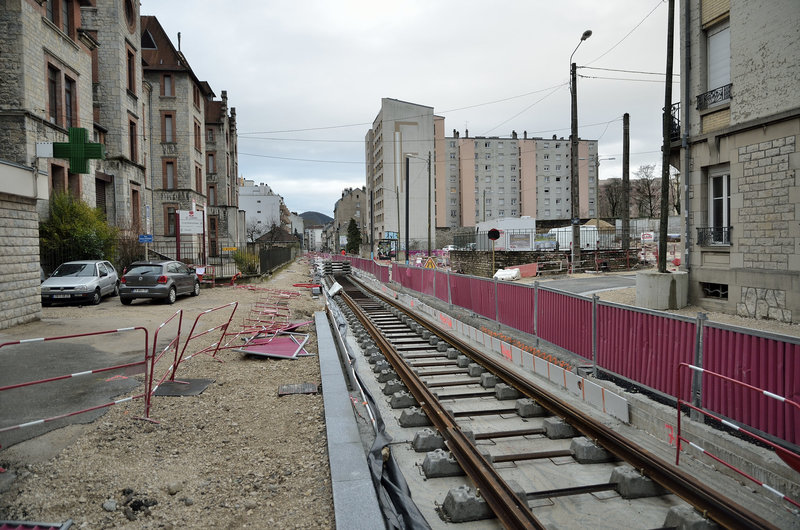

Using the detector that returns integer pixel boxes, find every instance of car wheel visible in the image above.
[120,297,132,305]
[91,289,102,305]
[166,287,177,304]
[113,282,120,297]
[191,281,200,296]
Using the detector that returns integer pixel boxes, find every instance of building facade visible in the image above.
[436,132,598,229]
[238,180,286,241]
[333,186,366,252]
[365,98,436,257]
[673,0,800,322]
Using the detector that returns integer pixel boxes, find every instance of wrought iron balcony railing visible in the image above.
[696,226,732,246]
[670,102,681,141]
[696,83,732,110]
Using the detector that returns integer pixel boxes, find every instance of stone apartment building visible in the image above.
[204,91,244,256]
[671,0,800,322]
[333,186,366,252]
[436,131,598,229]
[0,1,240,329]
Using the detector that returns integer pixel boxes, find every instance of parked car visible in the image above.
[442,245,458,252]
[41,260,119,306]
[119,260,200,305]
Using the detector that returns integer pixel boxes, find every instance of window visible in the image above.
[165,205,177,236]
[131,187,141,230]
[543,154,549,160]
[207,128,214,143]
[195,165,202,191]
[511,210,517,216]
[449,141,456,148]
[163,159,176,189]
[129,120,137,162]
[544,166,550,172]
[162,74,174,97]
[208,184,216,206]
[499,210,504,216]
[511,198,517,205]
[46,0,72,36]
[193,84,201,107]
[126,45,136,94]
[194,120,201,151]
[707,23,730,94]
[207,153,215,173]
[485,153,491,159]
[708,171,730,244]
[511,165,516,171]
[162,112,175,142]
[48,66,60,125]
[449,152,456,159]
[63,76,75,127]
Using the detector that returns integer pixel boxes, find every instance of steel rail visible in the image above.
[348,275,777,530]
[339,281,545,529]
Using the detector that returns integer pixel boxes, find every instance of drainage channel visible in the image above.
[330,273,777,529]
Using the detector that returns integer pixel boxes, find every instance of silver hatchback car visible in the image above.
[119,260,200,305]
[41,260,119,306]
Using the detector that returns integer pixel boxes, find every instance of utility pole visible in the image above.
[622,113,630,251]
[427,151,432,256]
[570,61,581,271]
[659,0,675,273]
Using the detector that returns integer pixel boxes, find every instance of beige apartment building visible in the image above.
[671,0,800,322]
[333,186,366,253]
[365,98,436,257]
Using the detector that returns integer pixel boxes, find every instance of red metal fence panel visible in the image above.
[434,270,449,302]
[449,275,495,319]
[497,282,535,335]
[597,304,695,396]
[702,325,800,445]
[421,269,435,296]
[537,289,592,360]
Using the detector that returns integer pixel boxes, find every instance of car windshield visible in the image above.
[53,263,96,277]
[126,265,162,275]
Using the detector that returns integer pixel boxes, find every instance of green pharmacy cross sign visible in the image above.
[51,127,105,174]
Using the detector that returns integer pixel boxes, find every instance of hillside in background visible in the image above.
[300,211,333,226]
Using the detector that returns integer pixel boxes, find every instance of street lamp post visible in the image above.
[570,29,592,273]
[405,155,410,264]
[406,152,433,258]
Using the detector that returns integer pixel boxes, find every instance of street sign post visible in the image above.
[138,234,153,243]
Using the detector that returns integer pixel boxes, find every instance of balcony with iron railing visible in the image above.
[696,226,732,246]
[670,102,681,141]
[696,83,732,110]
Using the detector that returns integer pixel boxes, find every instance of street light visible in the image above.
[570,29,592,272]
[406,152,433,258]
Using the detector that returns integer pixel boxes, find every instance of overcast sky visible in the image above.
[142,0,678,217]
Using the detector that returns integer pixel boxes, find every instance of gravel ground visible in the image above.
[0,259,334,529]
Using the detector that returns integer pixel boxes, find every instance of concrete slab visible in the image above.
[154,378,214,396]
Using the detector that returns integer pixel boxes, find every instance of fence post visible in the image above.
[533,281,539,347]
[494,276,499,325]
[691,312,707,421]
[447,270,452,306]
[592,294,598,375]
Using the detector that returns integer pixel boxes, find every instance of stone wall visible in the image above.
[737,286,792,323]
[0,193,42,330]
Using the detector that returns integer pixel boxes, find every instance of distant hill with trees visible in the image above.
[299,211,333,226]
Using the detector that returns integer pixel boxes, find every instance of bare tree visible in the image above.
[600,178,623,218]
[632,164,660,218]
[245,219,263,243]
[670,168,681,215]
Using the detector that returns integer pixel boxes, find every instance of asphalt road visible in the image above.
[535,273,637,296]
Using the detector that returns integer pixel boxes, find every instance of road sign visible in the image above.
[423,257,437,269]
[222,247,237,252]
[488,228,500,241]
[138,234,153,243]
[178,209,204,234]
[641,232,655,243]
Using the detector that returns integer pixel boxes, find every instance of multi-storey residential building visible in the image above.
[671,0,800,322]
[333,186,366,252]
[365,98,435,258]
[0,0,105,328]
[435,131,598,228]
[140,15,211,259]
[238,180,286,240]
[204,90,244,256]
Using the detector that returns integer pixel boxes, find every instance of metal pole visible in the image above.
[533,281,539,347]
[570,61,581,272]
[659,0,676,273]
[405,156,410,265]
[692,312,707,421]
[592,294,598,375]
[427,151,432,256]
[622,113,630,251]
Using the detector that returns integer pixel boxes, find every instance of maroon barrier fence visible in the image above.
[434,270,449,302]
[333,254,800,446]
[537,288,593,360]
[145,309,184,418]
[497,282,535,335]
[597,304,696,396]
[702,325,800,445]
[421,269,435,297]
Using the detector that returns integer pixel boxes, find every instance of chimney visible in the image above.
[465,129,469,138]
[523,131,528,139]
[177,32,181,51]
[511,130,517,139]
